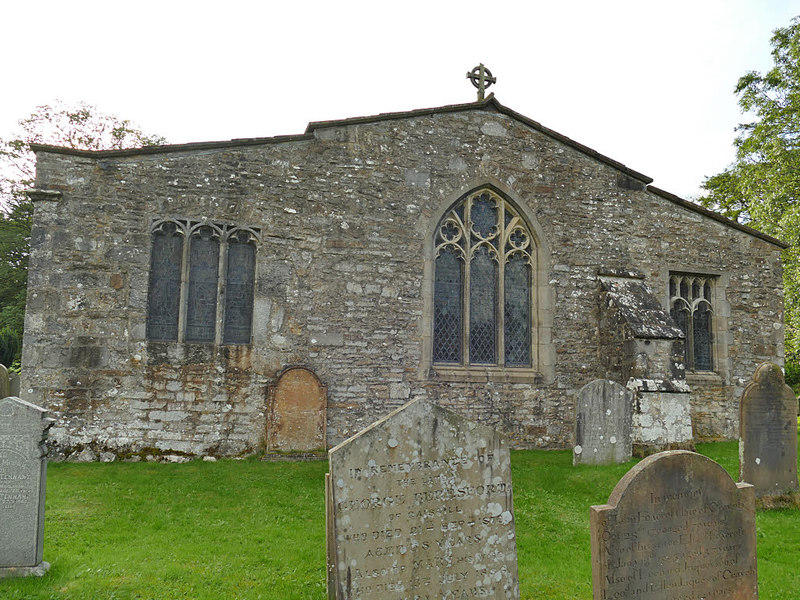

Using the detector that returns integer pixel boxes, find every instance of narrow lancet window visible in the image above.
[185,225,221,342]
[146,222,184,341]
[669,274,715,372]
[223,230,257,344]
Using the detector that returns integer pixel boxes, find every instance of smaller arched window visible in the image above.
[669,273,715,371]
[433,188,535,368]
[146,219,259,344]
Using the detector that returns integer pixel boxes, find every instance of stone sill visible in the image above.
[429,366,542,384]
[686,371,723,386]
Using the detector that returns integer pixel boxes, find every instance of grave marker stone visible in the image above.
[591,450,758,600]
[9,371,20,398]
[739,362,799,497]
[266,366,327,452]
[327,398,519,600]
[0,364,9,399]
[574,379,633,465]
[0,397,54,578]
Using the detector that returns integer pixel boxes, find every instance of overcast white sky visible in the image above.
[1,1,797,200]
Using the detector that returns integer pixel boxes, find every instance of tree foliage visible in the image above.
[700,16,800,361]
[0,101,166,366]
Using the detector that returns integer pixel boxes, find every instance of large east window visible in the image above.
[669,273,715,371]
[146,219,259,344]
[433,188,534,368]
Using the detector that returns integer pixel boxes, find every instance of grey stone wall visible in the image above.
[22,102,785,457]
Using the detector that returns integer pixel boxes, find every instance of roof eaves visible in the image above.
[647,185,789,249]
[29,132,315,158]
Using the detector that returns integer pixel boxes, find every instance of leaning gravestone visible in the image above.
[326,398,519,600]
[574,379,632,465]
[9,372,20,398]
[0,396,54,578]
[591,450,758,600]
[740,362,799,497]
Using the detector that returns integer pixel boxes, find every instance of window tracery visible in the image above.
[146,219,259,344]
[433,188,534,368]
[669,273,714,371]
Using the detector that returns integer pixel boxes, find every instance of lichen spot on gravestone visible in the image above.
[326,398,519,600]
[0,397,55,578]
[591,450,758,600]
[574,379,633,466]
[740,362,799,497]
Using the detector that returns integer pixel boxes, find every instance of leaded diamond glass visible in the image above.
[146,223,182,340]
[470,245,497,364]
[693,304,713,371]
[505,254,531,366]
[433,247,463,363]
[223,233,256,344]
[471,195,497,238]
[185,227,220,342]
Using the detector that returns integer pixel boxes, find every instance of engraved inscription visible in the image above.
[327,399,519,600]
[591,451,757,600]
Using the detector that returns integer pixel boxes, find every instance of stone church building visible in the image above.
[21,95,787,458]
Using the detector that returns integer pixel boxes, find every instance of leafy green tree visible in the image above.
[0,101,166,366]
[701,16,800,362]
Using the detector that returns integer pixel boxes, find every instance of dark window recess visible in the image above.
[146,223,183,341]
[185,227,220,342]
[670,274,715,371]
[224,234,256,344]
[504,254,531,367]
[146,220,259,344]
[432,188,534,369]
[433,247,463,363]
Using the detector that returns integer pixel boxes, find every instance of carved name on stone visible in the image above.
[574,379,632,465]
[591,450,758,600]
[740,362,799,497]
[327,398,519,600]
[0,397,54,577]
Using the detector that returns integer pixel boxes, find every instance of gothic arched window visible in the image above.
[669,273,714,371]
[433,188,534,368]
[146,219,259,344]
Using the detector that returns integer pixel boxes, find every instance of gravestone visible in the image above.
[739,362,799,497]
[574,379,633,465]
[0,397,55,578]
[591,450,758,600]
[266,366,327,452]
[327,398,519,600]
[9,372,20,398]
[0,364,9,399]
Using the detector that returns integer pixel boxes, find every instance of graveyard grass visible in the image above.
[2,443,799,600]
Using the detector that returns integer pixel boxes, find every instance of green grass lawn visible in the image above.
[2,443,798,600]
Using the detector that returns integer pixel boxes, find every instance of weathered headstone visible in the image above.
[574,379,632,465]
[0,364,9,399]
[9,371,20,398]
[266,366,327,452]
[0,397,55,578]
[739,362,799,497]
[327,398,519,600]
[591,450,758,600]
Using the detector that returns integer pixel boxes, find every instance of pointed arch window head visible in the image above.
[669,273,715,372]
[433,188,534,369]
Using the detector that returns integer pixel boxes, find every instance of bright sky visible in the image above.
[1,1,797,200]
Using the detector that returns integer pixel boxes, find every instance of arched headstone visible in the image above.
[0,364,9,399]
[266,367,327,452]
[591,451,757,600]
[739,362,799,497]
[574,379,633,465]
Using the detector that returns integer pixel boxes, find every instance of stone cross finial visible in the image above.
[467,63,496,101]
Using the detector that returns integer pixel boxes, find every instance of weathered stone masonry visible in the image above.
[21,97,786,457]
